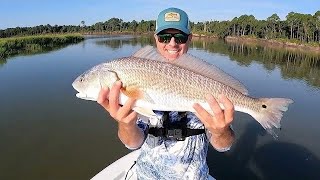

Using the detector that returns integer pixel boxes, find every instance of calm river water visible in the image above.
[1,35,320,180]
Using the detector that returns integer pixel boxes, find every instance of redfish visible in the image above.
[72,46,293,137]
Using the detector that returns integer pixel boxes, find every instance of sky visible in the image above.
[1,0,320,30]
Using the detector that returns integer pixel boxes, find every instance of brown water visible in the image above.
[0,35,319,180]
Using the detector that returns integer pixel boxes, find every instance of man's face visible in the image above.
[154,29,191,61]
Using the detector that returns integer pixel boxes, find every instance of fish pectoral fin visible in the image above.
[121,86,143,99]
[133,107,156,118]
[121,86,155,103]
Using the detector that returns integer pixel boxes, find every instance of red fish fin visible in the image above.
[121,86,143,100]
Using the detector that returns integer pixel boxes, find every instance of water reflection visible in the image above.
[223,41,320,88]
[207,122,320,180]
[94,35,155,50]
[0,44,73,64]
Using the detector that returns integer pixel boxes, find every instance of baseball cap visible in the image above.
[155,7,191,35]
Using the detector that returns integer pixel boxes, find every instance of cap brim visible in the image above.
[155,25,190,35]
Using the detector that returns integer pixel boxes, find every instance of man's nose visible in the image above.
[168,37,177,45]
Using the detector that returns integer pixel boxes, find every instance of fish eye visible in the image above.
[262,104,267,108]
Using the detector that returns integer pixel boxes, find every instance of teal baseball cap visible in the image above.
[155,7,191,35]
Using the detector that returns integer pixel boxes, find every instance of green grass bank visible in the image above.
[0,34,84,59]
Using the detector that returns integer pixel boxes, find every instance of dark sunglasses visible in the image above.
[157,33,189,44]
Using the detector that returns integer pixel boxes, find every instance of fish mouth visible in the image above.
[75,92,97,101]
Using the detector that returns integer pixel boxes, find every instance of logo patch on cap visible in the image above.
[164,12,180,22]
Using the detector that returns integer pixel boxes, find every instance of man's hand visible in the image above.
[97,81,144,148]
[97,81,138,126]
[193,94,235,150]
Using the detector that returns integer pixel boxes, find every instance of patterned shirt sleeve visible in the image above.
[137,117,149,135]
[124,117,149,150]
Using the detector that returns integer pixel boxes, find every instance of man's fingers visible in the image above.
[193,103,210,128]
[117,98,136,120]
[206,94,224,122]
[97,87,110,110]
[123,111,138,124]
[219,95,234,124]
[109,81,122,114]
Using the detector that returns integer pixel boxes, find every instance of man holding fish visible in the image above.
[98,7,234,179]
[72,7,292,180]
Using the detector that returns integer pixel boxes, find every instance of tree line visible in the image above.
[1,11,320,44]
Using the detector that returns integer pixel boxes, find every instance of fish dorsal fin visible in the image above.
[173,53,249,95]
[133,45,248,95]
[132,45,167,62]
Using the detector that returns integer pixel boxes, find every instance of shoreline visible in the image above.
[225,36,320,52]
[199,35,320,53]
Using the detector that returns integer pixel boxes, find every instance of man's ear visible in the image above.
[188,34,192,41]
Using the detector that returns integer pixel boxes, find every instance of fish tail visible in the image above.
[249,98,293,138]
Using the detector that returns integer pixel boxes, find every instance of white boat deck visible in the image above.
[91,150,215,180]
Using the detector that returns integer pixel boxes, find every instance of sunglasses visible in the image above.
[157,33,189,44]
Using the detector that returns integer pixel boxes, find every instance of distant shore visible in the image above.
[225,36,320,52]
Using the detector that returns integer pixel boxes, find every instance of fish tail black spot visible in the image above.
[262,104,267,108]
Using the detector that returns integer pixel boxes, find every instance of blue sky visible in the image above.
[1,0,320,29]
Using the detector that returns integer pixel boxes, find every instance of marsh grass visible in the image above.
[0,34,84,59]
